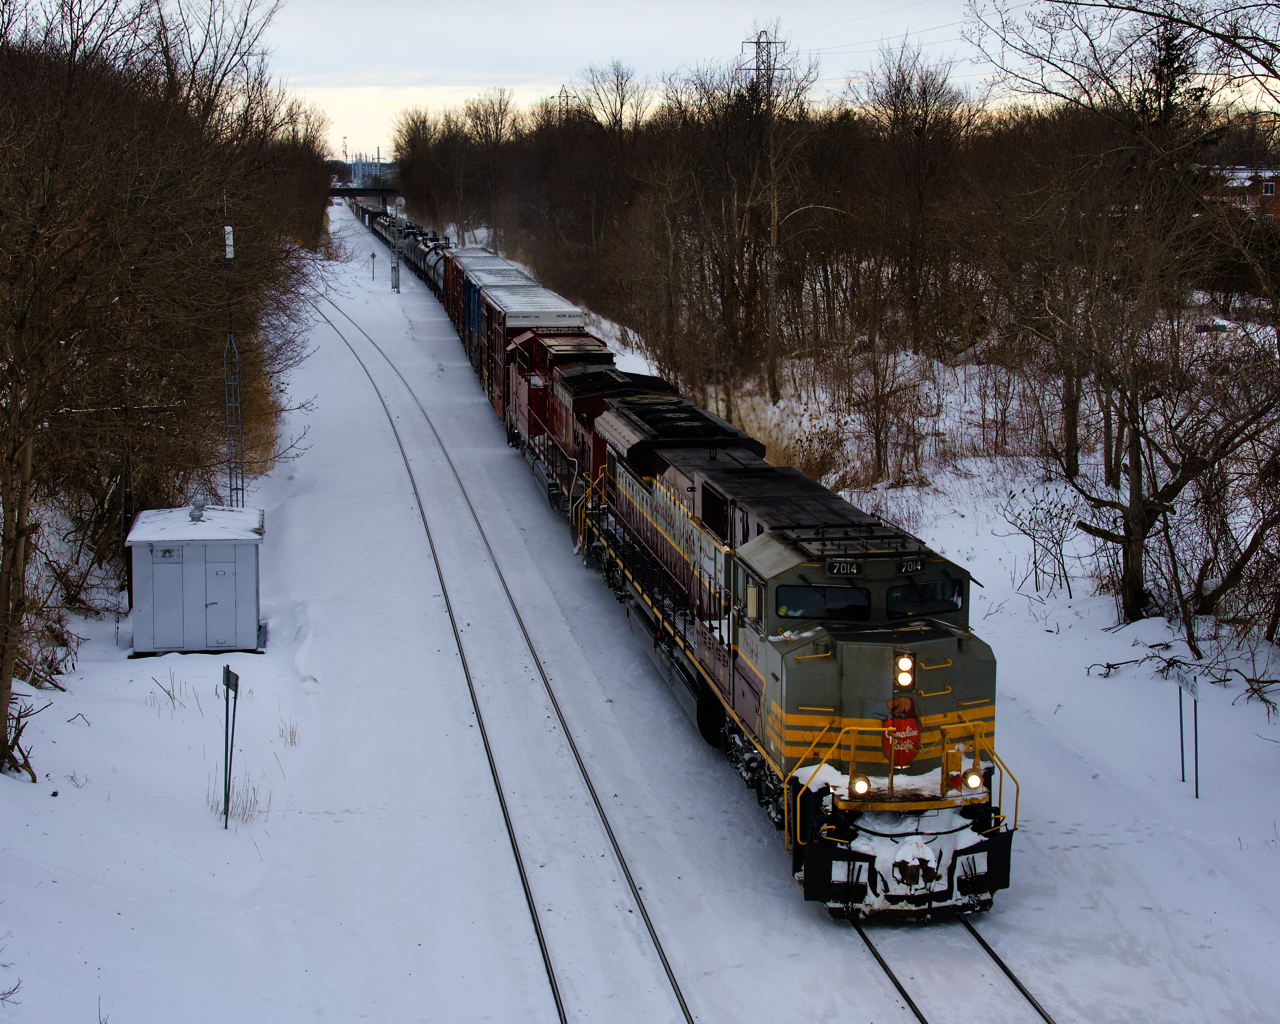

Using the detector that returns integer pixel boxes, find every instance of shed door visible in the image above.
[205,547,236,647]
[152,545,184,648]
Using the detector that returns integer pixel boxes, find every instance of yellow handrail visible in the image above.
[972,724,1019,831]
[575,465,608,546]
[788,717,1019,848]
[789,724,896,848]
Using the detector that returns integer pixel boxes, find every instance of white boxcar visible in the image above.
[126,504,264,653]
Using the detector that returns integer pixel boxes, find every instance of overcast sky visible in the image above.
[267,0,996,160]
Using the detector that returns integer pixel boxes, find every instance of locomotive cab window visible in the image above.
[741,570,763,625]
[886,579,963,618]
[776,584,871,621]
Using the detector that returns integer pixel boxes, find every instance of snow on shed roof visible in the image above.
[126,505,265,545]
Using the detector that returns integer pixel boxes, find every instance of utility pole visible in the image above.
[223,197,244,508]
[342,136,348,181]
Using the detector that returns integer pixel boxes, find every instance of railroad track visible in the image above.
[310,295,695,1024]
[855,917,1058,1024]
[335,206,1071,1023]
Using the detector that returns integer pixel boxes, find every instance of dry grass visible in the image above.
[207,771,272,825]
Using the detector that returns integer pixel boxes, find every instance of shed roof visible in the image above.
[126,506,265,545]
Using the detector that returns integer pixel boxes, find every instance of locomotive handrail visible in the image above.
[788,716,1018,848]
[524,405,578,493]
[585,507,786,789]
[788,723,896,849]
[575,466,608,547]
[787,720,838,849]
[972,724,1019,831]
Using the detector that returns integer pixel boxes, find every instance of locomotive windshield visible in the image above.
[886,579,964,618]
[776,585,871,621]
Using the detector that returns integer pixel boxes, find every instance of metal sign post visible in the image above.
[1175,669,1199,798]
[371,252,376,281]
[222,666,240,829]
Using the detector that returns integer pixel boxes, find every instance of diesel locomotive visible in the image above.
[353,200,1018,919]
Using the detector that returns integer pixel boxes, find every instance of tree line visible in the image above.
[392,2,1280,681]
[0,0,329,777]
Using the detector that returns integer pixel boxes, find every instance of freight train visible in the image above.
[351,199,1018,920]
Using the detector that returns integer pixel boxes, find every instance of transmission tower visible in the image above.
[741,28,786,82]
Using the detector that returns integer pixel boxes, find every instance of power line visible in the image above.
[818,33,969,56]
[793,0,939,34]
[805,1,1034,56]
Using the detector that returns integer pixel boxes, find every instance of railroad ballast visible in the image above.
[353,199,1018,920]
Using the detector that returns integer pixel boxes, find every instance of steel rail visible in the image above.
[960,918,1058,1024]
[852,922,931,1024]
[310,304,567,1024]
[855,916,1060,1024]
[321,294,696,1024]
[347,206,1056,1024]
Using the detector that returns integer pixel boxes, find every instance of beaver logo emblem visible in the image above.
[883,695,920,766]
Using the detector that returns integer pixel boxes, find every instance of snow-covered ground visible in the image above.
[3,203,1278,1023]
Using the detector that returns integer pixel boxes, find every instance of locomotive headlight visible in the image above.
[850,774,871,796]
[962,767,984,790]
[894,652,915,688]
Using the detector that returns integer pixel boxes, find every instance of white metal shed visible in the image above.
[126,504,264,653]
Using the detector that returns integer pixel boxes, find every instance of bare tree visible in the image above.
[575,59,652,141]
[464,87,517,247]
[0,0,326,775]
[854,40,982,356]
[1043,0,1280,104]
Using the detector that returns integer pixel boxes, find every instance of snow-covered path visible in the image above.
[2,204,1278,1023]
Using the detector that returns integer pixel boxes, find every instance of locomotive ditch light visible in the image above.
[850,774,871,796]
[895,651,915,688]
[962,767,984,790]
